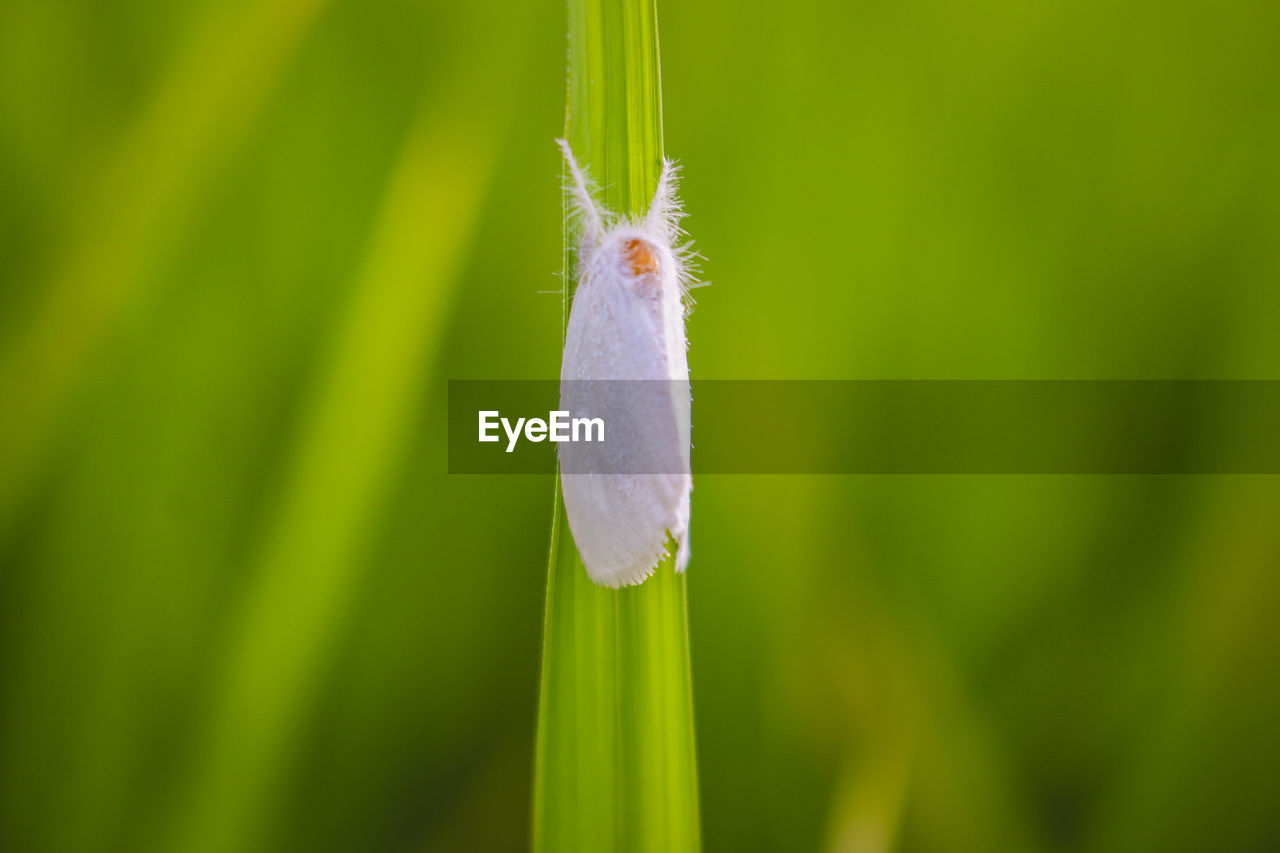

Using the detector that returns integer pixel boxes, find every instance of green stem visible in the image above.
[533,1,700,851]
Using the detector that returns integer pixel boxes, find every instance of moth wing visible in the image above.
[560,268,691,587]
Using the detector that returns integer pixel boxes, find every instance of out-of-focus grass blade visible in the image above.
[533,1,701,851]
[1090,478,1280,853]
[0,0,331,536]
[163,113,497,853]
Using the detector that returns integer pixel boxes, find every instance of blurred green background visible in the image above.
[2,0,1279,851]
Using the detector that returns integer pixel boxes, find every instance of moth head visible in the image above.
[604,231,664,283]
[622,238,660,276]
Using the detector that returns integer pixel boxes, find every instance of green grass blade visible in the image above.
[0,0,332,537]
[533,1,700,852]
[163,114,498,853]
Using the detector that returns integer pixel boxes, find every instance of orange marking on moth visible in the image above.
[623,238,660,276]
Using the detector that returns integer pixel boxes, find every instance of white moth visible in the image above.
[556,138,695,588]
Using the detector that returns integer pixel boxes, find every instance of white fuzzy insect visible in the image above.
[556,138,695,588]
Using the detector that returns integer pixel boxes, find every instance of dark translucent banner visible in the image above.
[448,380,1280,474]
